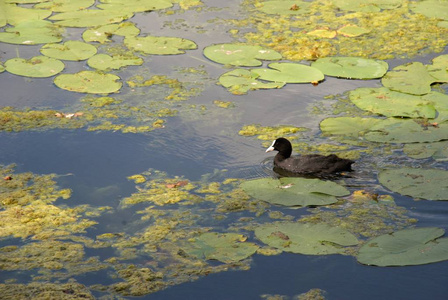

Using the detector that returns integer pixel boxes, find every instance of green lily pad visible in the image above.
[251,62,324,83]
[182,232,259,263]
[255,222,358,255]
[5,56,64,78]
[256,1,311,15]
[403,141,448,160]
[307,28,337,39]
[2,4,52,26]
[241,177,350,207]
[0,63,4,73]
[54,71,122,94]
[312,57,388,79]
[34,0,95,12]
[357,227,448,266]
[427,54,448,82]
[365,118,448,143]
[218,69,285,95]
[82,22,140,44]
[348,87,436,118]
[40,41,97,61]
[381,62,438,95]
[87,54,143,71]
[97,0,173,13]
[124,36,197,55]
[203,43,282,67]
[0,20,63,45]
[332,0,402,12]
[320,117,381,138]
[378,168,448,200]
[49,9,133,27]
[410,0,448,20]
[337,24,370,37]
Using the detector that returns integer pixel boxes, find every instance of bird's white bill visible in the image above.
[265,140,276,152]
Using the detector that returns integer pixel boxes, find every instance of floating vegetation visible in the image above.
[251,62,324,84]
[82,22,140,44]
[239,124,308,141]
[218,69,285,95]
[0,282,94,299]
[124,36,197,55]
[54,71,122,94]
[5,56,65,78]
[203,43,282,66]
[87,53,143,71]
[311,57,388,79]
[0,20,63,45]
[40,40,97,61]
[48,9,133,27]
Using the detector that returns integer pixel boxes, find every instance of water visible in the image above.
[1,1,448,299]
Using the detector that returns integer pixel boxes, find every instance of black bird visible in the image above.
[266,137,354,176]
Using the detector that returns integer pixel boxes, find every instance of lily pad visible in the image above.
[203,43,282,67]
[256,1,311,15]
[348,87,436,118]
[357,227,448,266]
[312,57,388,79]
[251,62,324,83]
[332,0,402,12]
[240,177,350,207]
[0,20,63,45]
[124,36,197,55]
[218,69,285,95]
[307,28,337,39]
[54,71,122,94]
[182,232,259,263]
[5,56,64,78]
[427,54,448,82]
[97,0,173,13]
[49,9,133,27]
[381,62,438,95]
[378,168,448,200]
[337,24,370,37]
[410,0,448,20]
[34,0,95,12]
[2,4,52,26]
[403,141,448,160]
[255,222,358,255]
[320,117,381,138]
[87,54,143,71]
[40,41,97,61]
[82,22,140,44]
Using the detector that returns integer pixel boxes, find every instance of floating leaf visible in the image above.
[307,28,337,38]
[427,54,448,82]
[87,54,143,71]
[218,69,285,95]
[34,0,95,12]
[124,36,197,55]
[255,222,358,255]
[337,24,370,37]
[256,1,311,15]
[49,9,133,27]
[203,43,282,67]
[410,0,448,21]
[40,41,97,61]
[0,63,4,73]
[312,57,388,79]
[97,0,173,13]
[348,87,436,118]
[5,56,64,78]
[2,4,51,26]
[320,117,381,138]
[82,22,140,44]
[381,62,437,95]
[241,177,349,207]
[0,20,63,45]
[182,232,259,263]
[251,62,324,83]
[54,71,122,94]
[403,141,448,160]
[378,168,448,200]
[332,0,402,12]
[357,227,448,266]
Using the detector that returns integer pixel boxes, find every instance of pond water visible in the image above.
[1,0,448,299]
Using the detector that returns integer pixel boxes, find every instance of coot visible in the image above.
[266,137,354,176]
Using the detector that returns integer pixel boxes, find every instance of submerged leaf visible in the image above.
[378,168,448,200]
[251,62,324,83]
[203,43,282,67]
[255,222,358,255]
[357,227,448,266]
[54,71,122,94]
[312,57,388,79]
[124,36,197,55]
[241,177,349,207]
[5,56,64,78]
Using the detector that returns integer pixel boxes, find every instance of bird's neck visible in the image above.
[275,150,291,162]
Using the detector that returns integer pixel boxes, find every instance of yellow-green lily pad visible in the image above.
[410,0,448,20]
[312,57,388,79]
[255,222,358,255]
[337,24,370,37]
[97,0,173,13]
[241,177,350,207]
[379,168,448,200]
[87,54,143,71]
[218,69,285,95]
[0,20,63,45]
[427,54,448,82]
[82,22,140,44]
[256,1,311,15]
[203,43,282,67]
[5,56,64,78]
[403,141,448,160]
[124,36,197,55]
[2,3,51,26]
[40,41,97,61]
[251,62,324,83]
[332,0,402,12]
[182,232,259,263]
[357,227,448,266]
[34,0,95,12]
[49,9,133,27]
[54,71,122,94]
[320,117,381,138]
